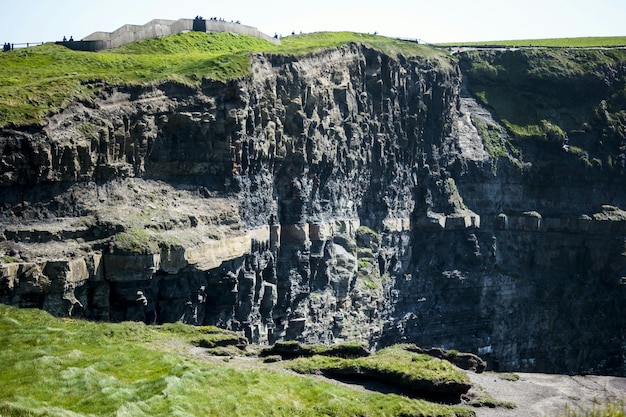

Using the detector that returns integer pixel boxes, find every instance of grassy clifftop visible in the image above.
[439,36,626,48]
[0,31,442,127]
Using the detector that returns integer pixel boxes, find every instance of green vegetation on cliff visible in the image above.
[0,31,443,127]
[439,36,626,47]
[460,47,626,168]
[0,304,472,417]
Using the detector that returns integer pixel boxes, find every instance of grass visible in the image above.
[557,401,625,417]
[112,226,158,254]
[440,178,468,212]
[362,278,380,289]
[464,386,516,409]
[495,372,520,381]
[473,118,529,171]
[357,251,381,290]
[357,257,371,269]
[461,47,626,126]
[0,304,472,417]
[474,119,508,159]
[438,36,626,48]
[281,31,448,63]
[460,47,626,169]
[158,322,245,350]
[0,31,448,127]
[357,225,380,239]
[288,344,470,388]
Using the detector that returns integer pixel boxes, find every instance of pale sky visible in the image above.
[0,0,624,46]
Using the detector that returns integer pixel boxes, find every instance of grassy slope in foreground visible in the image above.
[437,36,626,47]
[0,31,445,128]
[0,304,472,417]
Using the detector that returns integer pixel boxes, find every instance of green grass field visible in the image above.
[1,30,623,128]
[0,31,442,127]
[0,304,473,417]
[437,36,626,48]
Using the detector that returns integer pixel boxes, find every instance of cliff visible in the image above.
[1,37,625,375]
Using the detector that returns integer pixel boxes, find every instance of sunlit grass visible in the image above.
[288,344,470,386]
[0,304,471,417]
[0,31,447,127]
[438,36,626,47]
[281,31,440,59]
[557,401,625,417]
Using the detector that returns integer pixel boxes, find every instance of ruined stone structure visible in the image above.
[59,17,279,51]
[1,43,625,376]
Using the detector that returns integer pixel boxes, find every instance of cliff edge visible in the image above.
[1,35,625,375]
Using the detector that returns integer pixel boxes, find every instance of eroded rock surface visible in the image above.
[1,44,625,375]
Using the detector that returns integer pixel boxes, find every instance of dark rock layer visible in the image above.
[1,44,625,375]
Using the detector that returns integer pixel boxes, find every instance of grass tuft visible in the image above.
[287,344,470,395]
[557,401,625,417]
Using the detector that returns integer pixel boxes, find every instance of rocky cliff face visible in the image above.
[1,44,625,375]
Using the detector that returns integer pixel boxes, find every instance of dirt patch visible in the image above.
[465,371,626,417]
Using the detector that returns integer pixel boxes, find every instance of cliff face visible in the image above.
[1,44,625,375]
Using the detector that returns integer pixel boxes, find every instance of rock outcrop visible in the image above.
[1,43,625,375]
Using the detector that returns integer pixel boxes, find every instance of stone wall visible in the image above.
[81,18,279,50]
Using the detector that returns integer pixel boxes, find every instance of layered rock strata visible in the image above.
[1,44,625,375]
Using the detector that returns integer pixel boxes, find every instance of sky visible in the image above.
[0,0,624,46]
